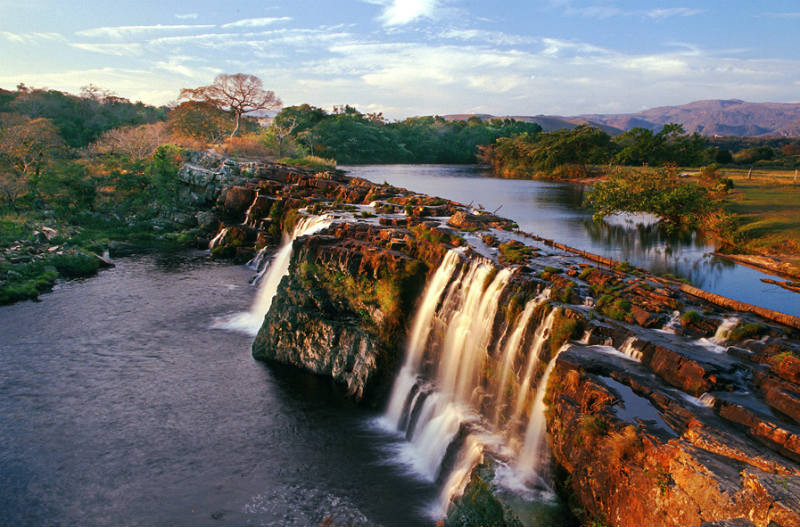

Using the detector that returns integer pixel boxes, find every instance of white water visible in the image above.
[511,308,557,426]
[618,336,643,362]
[383,251,524,514]
[696,316,740,353]
[517,342,570,476]
[493,292,549,426]
[385,250,463,425]
[712,316,739,343]
[212,215,333,336]
[208,227,229,249]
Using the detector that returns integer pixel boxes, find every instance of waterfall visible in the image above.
[517,342,570,476]
[712,316,739,343]
[618,336,643,361]
[510,308,557,426]
[437,265,512,403]
[208,227,229,249]
[385,250,463,426]
[212,215,332,336]
[383,249,524,514]
[493,290,550,427]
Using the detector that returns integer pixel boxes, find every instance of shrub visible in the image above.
[680,310,701,325]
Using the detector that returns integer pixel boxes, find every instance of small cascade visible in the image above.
[660,310,681,333]
[243,192,259,226]
[208,227,229,249]
[511,307,557,426]
[619,336,643,361]
[696,316,740,353]
[517,342,570,476]
[212,214,332,336]
[493,291,550,426]
[711,316,739,344]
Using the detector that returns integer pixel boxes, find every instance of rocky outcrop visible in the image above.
[546,345,800,527]
[252,226,428,402]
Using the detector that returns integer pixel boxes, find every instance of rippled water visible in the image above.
[0,253,437,526]
[344,164,800,317]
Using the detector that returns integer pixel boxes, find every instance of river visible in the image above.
[0,253,438,526]
[344,164,799,317]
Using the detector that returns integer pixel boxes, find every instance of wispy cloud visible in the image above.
[1,31,63,44]
[76,24,216,39]
[70,42,143,56]
[760,12,800,19]
[646,8,704,19]
[221,17,292,28]
[440,28,535,46]
[153,56,222,78]
[175,13,198,20]
[564,4,704,20]
[365,0,439,26]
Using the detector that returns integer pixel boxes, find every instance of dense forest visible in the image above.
[478,122,800,179]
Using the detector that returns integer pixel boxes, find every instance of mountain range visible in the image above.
[443,99,800,137]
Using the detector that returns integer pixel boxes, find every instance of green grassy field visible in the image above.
[719,168,800,269]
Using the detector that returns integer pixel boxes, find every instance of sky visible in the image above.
[1,0,799,119]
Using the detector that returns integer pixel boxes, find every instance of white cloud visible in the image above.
[646,8,705,19]
[440,29,535,46]
[70,42,143,56]
[564,4,704,20]
[153,57,223,78]
[175,13,199,20]
[760,12,800,19]
[221,17,292,28]
[367,0,439,26]
[75,24,216,39]
[1,31,63,44]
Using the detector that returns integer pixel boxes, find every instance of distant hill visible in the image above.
[443,99,800,137]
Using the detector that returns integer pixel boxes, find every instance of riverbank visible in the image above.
[481,163,800,281]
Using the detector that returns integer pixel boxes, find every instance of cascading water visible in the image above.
[383,249,522,513]
[517,342,570,476]
[212,214,333,336]
[510,308,557,427]
[381,248,585,518]
[493,292,549,427]
[208,227,229,249]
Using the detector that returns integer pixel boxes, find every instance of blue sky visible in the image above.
[1,0,799,118]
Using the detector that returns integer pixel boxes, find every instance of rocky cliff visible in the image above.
[196,152,800,527]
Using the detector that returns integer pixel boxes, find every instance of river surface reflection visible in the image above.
[344,164,799,317]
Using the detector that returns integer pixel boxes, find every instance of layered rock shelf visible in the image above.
[188,153,800,527]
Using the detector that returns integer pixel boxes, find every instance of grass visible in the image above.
[716,169,800,270]
[279,155,337,171]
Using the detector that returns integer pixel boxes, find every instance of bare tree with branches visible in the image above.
[179,74,282,138]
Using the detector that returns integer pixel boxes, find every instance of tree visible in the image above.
[0,117,64,209]
[91,122,168,160]
[167,101,232,143]
[270,116,297,157]
[179,73,281,138]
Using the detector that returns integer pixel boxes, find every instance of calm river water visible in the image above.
[344,164,800,317]
[0,253,438,526]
